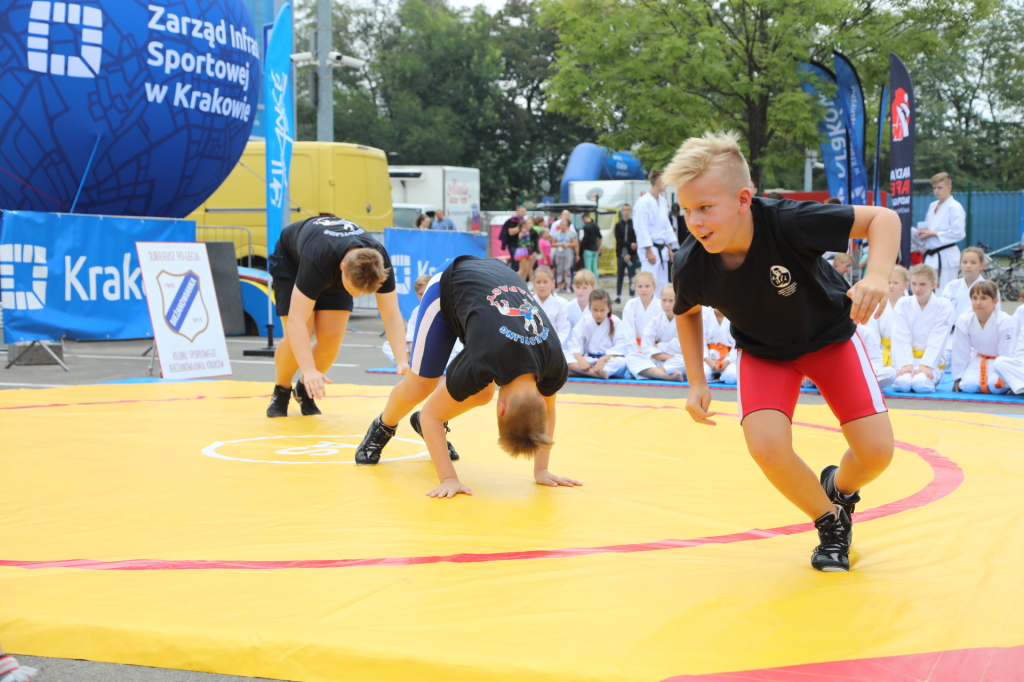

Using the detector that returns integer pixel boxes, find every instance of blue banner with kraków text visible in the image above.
[0,211,195,343]
[798,62,847,204]
[834,52,868,205]
[263,2,293,255]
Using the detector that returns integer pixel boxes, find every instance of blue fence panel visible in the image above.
[1,211,195,343]
[912,191,1023,250]
[382,228,488,319]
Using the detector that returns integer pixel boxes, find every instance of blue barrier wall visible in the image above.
[383,228,488,319]
[1,211,195,342]
[912,191,1024,249]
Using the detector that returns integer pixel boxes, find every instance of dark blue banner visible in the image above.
[0,211,195,342]
[889,53,915,266]
[798,62,848,204]
[382,228,488,319]
[834,52,868,205]
[874,85,889,208]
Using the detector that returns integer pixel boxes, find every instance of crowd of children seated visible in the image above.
[380,246,1024,397]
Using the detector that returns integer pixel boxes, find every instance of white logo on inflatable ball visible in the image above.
[0,244,47,310]
[26,2,103,78]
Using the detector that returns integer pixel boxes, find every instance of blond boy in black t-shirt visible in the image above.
[667,132,902,572]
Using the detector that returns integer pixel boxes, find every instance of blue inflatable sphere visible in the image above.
[0,0,260,218]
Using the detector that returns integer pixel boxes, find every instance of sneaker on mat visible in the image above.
[409,411,460,461]
[355,414,397,465]
[811,506,852,572]
[820,464,860,542]
[266,384,292,418]
[0,655,38,682]
[294,380,322,416]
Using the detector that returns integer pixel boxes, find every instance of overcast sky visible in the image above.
[447,0,508,14]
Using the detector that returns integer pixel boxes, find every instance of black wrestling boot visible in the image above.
[266,384,292,418]
[810,507,852,572]
[409,411,460,461]
[293,380,322,416]
[820,465,860,543]
[355,414,397,465]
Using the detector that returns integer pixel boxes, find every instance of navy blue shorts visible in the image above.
[409,273,458,379]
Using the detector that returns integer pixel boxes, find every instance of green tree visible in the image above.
[541,0,992,191]
[913,2,1024,190]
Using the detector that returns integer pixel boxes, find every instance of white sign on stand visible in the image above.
[136,242,232,379]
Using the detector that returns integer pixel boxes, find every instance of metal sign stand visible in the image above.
[5,339,69,372]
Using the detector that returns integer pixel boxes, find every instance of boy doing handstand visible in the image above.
[355,256,580,498]
[667,132,901,572]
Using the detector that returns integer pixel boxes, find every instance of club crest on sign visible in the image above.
[158,270,209,342]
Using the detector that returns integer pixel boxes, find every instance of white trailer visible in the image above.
[389,166,482,231]
[568,180,650,208]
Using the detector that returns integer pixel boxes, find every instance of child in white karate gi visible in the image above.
[532,266,572,352]
[993,305,1024,395]
[383,274,431,364]
[856,322,896,389]
[891,264,954,393]
[625,284,685,381]
[619,271,661,353]
[568,288,629,379]
[951,281,1017,394]
[566,268,596,332]
[702,307,738,384]
[917,172,966,287]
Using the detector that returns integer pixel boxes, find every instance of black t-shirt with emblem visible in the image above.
[275,216,396,299]
[672,198,856,361]
[440,256,568,401]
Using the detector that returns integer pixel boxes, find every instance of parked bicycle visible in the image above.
[977,241,1024,302]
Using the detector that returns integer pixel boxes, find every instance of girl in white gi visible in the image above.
[625,284,685,381]
[619,271,661,353]
[939,246,993,368]
[917,172,966,287]
[532,266,572,354]
[702,307,738,384]
[632,169,679,289]
[566,269,596,331]
[568,288,629,379]
[951,281,1017,394]
[873,265,909,367]
[993,305,1024,395]
[856,322,896,389]
[891,264,955,393]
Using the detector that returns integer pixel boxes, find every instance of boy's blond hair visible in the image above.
[663,131,752,191]
[413,274,431,294]
[497,392,553,458]
[572,269,596,287]
[909,263,937,282]
[931,172,951,185]
[832,253,854,265]
[891,264,909,282]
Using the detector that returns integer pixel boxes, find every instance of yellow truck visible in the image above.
[187,141,393,263]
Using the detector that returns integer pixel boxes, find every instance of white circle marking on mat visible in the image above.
[201,434,428,464]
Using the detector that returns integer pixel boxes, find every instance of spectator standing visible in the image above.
[551,210,579,292]
[431,209,455,231]
[580,212,603,275]
[614,204,638,302]
[918,172,967,287]
[536,228,553,268]
[669,202,686,246]
[633,169,678,289]
[499,206,527,271]
[414,213,433,229]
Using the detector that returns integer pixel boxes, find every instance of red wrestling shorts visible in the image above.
[736,334,887,425]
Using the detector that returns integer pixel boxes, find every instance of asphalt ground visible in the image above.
[2,297,1022,681]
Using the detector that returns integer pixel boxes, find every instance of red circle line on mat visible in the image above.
[0,396,964,571]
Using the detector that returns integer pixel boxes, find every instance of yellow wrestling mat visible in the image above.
[1,381,1023,681]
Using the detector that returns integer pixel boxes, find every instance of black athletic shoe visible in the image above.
[811,507,851,572]
[266,384,292,417]
[355,414,397,465]
[409,411,460,461]
[293,381,322,416]
[820,464,860,542]
[615,296,621,304]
